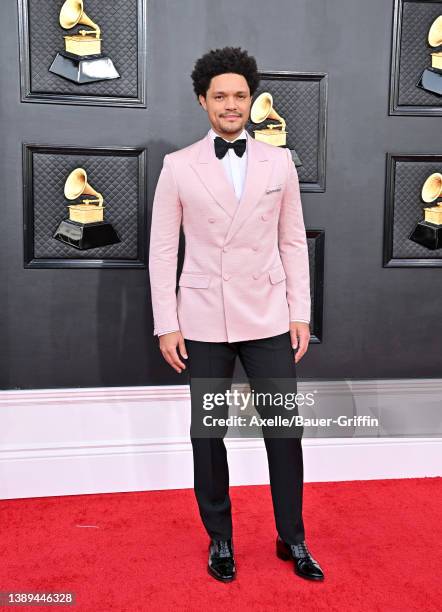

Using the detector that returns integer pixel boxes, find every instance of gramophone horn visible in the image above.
[421,172,442,203]
[251,92,273,123]
[251,92,286,130]
[59,0,101,38]
[428,15,442,47]
[64,168,103,206]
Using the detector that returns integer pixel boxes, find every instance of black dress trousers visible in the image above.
[185,331,305,545]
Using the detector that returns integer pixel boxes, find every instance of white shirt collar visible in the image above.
[208,127,248,143]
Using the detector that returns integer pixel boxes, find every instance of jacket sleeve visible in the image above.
[278,148,311,323]
[148,154,182,336]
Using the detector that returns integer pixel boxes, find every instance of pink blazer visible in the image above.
[148,130,311,342]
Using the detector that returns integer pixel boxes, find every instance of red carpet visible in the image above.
[1,478,441,611]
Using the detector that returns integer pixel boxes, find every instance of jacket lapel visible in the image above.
[190,132,238,219]
[190,130,272,244]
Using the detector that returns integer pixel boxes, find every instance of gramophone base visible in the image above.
[53,220,121,250]
[409,220,442,250]
[49,53,120,84]
[253,130,287,147]
[416,67,442,97]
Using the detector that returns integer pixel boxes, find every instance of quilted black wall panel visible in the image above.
[18,0,147,106]
[23,145,147,267]
[384,154,442,266]
[390,0,442,115]
[307,230,325,343]
[246,71,327,191]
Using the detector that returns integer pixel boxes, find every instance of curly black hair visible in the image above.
[191,46,260,103]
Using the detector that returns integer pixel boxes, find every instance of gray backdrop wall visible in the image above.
[1,0,441,389]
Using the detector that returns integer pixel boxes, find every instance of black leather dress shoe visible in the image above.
[207,539,236,582]
[276,535,324,581]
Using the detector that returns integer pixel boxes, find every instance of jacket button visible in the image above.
[222,246,228,252]
[223,273,230,281]
[253,272,259,279]
[252,245,259,251]
[261,214,268,221]
[208,218,215,223]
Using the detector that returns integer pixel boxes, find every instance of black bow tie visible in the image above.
[214,136,247,159]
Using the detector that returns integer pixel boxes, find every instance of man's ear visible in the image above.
[198,94,207,110]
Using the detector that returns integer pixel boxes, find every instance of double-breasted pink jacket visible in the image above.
[148,130,311,343]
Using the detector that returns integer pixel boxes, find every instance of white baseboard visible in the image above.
[1,381,441,500]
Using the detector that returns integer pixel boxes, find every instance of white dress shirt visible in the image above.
[158,128,309,335]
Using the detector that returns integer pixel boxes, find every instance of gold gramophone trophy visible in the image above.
[416,15,442,96]
[250,92,302,165]
[53,167,120,250]
[250,92,288,146]
[49,0,120,84]
[409,172,442,249]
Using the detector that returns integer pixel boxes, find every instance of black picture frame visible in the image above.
[17,0,147,108]
[23,143,147,268]
[383,152,442,267]
[389,0,442,116]
[251,70,328,192]
[307,229,325,343]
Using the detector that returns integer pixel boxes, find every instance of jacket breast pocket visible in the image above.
[262,185,283,213]
[268,265,286,284]
[265,184,283,195]
[178,272,211,288]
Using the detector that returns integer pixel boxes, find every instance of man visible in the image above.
[149,46,324,583]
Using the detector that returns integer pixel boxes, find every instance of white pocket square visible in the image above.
[265,186,282,194]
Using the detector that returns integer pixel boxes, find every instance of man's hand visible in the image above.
[159,331,188,373]
[289,321,310,364]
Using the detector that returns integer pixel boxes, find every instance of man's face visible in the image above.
[199,73,252,141]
